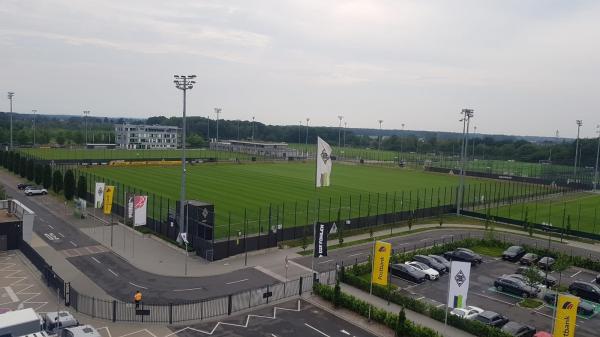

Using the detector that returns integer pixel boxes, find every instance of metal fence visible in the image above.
[19,240,65,298]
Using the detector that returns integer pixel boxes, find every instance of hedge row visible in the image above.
[314,282,440,337]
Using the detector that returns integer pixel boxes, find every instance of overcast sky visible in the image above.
[1,0,599,137]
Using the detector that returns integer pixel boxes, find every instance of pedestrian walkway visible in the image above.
[338,283,475,337]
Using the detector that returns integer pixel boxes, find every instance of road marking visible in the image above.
[473,292,515,306]
[107,269,118,277]
[47,224,54,229]
[173,287,204,292]
[69,241,77,247]
[348,252,363,257]
[305,323,330,337]
[436,303,445,308]
[58,232,65,238]
[128,282,148,290]
[341,330,351,335]
[570,270,582,278]
[318,259,334,264]
[91,257,101,264]
[4,287,19,302]
[226,278,248,285]
[44,233,59,241]
[420,239,428,242]
[271,334,277,337]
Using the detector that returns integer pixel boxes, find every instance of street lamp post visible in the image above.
[298,121,302,144]
[337,115,343,148]
[83,110,90,145]
[251,116,255,141]
[214,108,222,142]
[378,120,383,151]
[343,121,347,148]
[574,120,583,176]
[8,92,14,150]
[400,123,405,159]
[457,109,474,215]
[472,126,477,160]
[594,124,600,191]
[32,110,37,147]
[173,74,196,264]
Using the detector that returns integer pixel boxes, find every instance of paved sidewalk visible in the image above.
[339,283,475,337]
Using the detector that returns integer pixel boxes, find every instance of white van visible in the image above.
[60,325,101,337]
[41,311,78,334]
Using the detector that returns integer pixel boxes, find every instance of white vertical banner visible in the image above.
[94,183,105,209]
[127,196,134,219]
[316,137,332,187]
[133,196,148,226]
[447,261,471,309]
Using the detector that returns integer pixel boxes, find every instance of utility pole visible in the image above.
[251,116,255,141]
[214,108,222,142]
[337,115,343,148]
[594,124,600,191]
[7,92,14,150]
[174,75,197,242]
[456,109,474,215]
[574,120,583,176]
[83,110,90,145]
[32,110,37,146]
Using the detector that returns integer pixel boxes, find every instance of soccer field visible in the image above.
[83,162,549,237]
[492,192,600,234]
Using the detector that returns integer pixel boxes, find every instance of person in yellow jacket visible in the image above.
[134,290,142,308]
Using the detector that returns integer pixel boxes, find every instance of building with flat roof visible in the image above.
[114,124,181,149]
[210,140,299,158]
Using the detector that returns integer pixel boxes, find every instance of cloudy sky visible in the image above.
[1,0,599,137]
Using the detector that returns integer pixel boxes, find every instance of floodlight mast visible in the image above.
[456,108,474,215]
[83,110,90,144]
[214,108,222,142]
[594,125,600,191]
[7,92,14,150]
[174,75,196,243]
[574,120,583,176]
[337,115,343,148]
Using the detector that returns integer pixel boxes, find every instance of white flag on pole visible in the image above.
[447,261,471,309]
[94,183,105,209]
[316,137,332,187]
[133,196,148,226]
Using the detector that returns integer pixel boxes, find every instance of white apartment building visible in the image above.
[114,124,181,149]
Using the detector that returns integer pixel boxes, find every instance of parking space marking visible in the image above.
[318,259,334,264]
[570,270,582,278]
[91,257,101,264]
[226,278,248,285]
[69,241,78,247]
[305,323,330,336]
[128,282,148,290]
[58,232,65,238]
[340,330,351,335]
[47,224,54,229]
[3,287,19,302]
[416,296,425,300]
[173,287,204,292]
[108,269,119,277]
[473,292,516,306]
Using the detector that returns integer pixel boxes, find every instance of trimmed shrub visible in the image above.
[63,169,76,200]
[42,164,52,189]
[52,170,63,193]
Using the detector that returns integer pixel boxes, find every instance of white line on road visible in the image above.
[128,282,148,290]
[58,232,65,237]
[348,252,363,257]
[69,241,77,247]
[305,323,330,337]
[173,287,203,292]
[340,330,351,336]
[91,257,101,264]
[226,278,248,285]
[473,292,515,306]
[47,224,54,229]
[318,259,333,264]
[4,287,19,302]
[107,269,119,277]
[570,270,582,278]
[271,334,277,337]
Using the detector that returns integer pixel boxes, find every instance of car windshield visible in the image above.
[432,255,449,263]
[451,309,465,317]
[501,322,522,333]
[413,262,428,269]
[507,246,521,252]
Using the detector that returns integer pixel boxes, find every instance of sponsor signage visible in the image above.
[133,196,148,226]
[371,241,391,286]
[553,294,580,337]
[103,186,115,215]
[313,223,328,258]
[447,261,471,309]
[316,137,332,187]
[94,182,105,208]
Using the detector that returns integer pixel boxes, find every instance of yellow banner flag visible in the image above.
[103,185,115,215]
[553,294,580,337]
[371,241,392,286]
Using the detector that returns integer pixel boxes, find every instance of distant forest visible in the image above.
[0,112,598,167]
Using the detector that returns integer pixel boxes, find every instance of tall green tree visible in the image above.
[26,159,34,181]
[52,170,63,193]
[19,157,27,178]
[42,164,52,189]
[77,175,87,199]
[34,164,43,185]
[63,169,76,200]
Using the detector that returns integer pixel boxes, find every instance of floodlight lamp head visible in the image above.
[189,75,197,78]
[7,92,14,99]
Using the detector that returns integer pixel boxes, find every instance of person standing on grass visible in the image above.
[134,290,142,308]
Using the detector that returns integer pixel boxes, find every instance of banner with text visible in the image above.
[553,294,580,337]
[313,223,328,258]
[94,182,105,209]
[133,196,148,226]
[316,137,332,187]
[103,185,114,215]
[447,261,471,309]
[371,241,391,286]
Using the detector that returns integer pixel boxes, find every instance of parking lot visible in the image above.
[391,254,600,336]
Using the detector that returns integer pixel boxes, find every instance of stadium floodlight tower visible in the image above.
[83,110,90,144]
[251,116,255,141]
[214,108,222,142]
[173,75,196,247]
[456,108,474,215]
[337,115,343,147]
[378,119,383,151]
[574,120,583,176]
[7,92,14,150]
[305,117,310,147]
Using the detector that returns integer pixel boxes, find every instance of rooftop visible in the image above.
[0,209,18,223]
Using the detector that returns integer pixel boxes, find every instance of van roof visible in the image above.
[0,308,39,326]
[64,325,101,337]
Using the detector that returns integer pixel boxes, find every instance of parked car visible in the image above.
[444,249,483,265]
[41,311,78,334]
[502,246,526,262]
[519,253,539,266]
[390,264,427,283]
[537,257,555,270]
[405,261,440,280]
[60,325,101,337]
[505,274,545,291]
[457,247,476,253]
[413,255,448,274]
[428,254,451,270]
[474,311,509,327]
[516,266,557,287]
[568,281,600,303]
[449,306,484,320]
[533,332,551,337]
[17,183,33,190]
[501,321,536,337]
[543,291,595,316]
[24,186,48,196]
[494,275,540,298]
[595,274,600,284]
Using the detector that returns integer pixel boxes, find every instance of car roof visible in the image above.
[478,311,499,319]
[502,321,526,332]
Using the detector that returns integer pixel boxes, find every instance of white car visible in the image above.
[405,261,439,280]
[24,186,47,196]
[449,306,484,320]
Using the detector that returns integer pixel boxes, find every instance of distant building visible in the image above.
[114,124,181,149]
[210,140,299,158]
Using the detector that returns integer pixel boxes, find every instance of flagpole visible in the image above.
[311,137,318,283]
[368,239,375,321]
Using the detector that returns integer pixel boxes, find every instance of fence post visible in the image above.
[228,294,233,315]
[169,303,173,324]
[112,300,116,322]
[299,277,303,296]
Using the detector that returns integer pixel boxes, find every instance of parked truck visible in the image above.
[40,311,78,334]
[0,308,43,337]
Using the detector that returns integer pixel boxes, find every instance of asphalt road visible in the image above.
[2,177,278,304]
[171,299,379,337]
